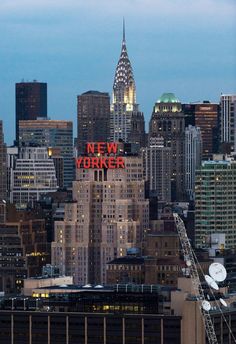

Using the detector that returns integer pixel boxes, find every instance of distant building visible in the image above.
[77,91,110,154]
[149,93,185,201]
[10,147,58,209]
[15,81,47,144]
[0,223,27,294]
[110,22,145,146]
[0,121,7,221]
[195,102,219,159]
[0,285,182,343]
[195,157,236,249]
[143,136,171,203]
[184,125,202,200]
[220,94,236,152]
[19,120,73,188]
[52,144,149,285]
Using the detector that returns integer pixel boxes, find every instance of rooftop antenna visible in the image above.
[123,17,126,42]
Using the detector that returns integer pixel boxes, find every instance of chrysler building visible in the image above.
[110,21,145,147]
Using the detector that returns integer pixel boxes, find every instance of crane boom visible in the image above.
[173,213,218,344]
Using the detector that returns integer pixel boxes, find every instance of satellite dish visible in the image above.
[220,298,228,307]
[205,275,219,290]
[209,263,227,282]
[186,260,191,267]
[202,300,211,312]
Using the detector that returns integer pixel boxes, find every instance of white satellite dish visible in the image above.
[202,300,211,312]
[204,275,219,291]
[186,260,191,267]
[220,298,228,307]
[209,262,227,282]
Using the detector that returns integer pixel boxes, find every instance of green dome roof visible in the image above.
[157,93,180,103]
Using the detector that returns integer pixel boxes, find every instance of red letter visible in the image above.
[116,157,125,168]
[108,157,116,169]
[91,157,99,168]
[87,143,95,154]
[97,142,105,154]
[83,157,91,168]
[76,158,83,168]
[107,142,117,154]
[100,157,108,168]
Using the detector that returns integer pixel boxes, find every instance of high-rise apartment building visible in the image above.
[144,136,171,203]
[185,125,202,200]
[15,81,47,143]
[10,147,58,209]
[19,120,73,188]
[52,144,149,284]
[195,102,219,159]
[195,157,236,249]
[110,23,145,146]
[149,93,185,201]
[220,94,236,152]
[77,91,110,154]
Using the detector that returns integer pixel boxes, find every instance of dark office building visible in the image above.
[149,93,185,201]
[0,285,181,344]
[77,91,110,154]
[0,224,27,294]
[15,81,47,143]
[182,102,220,159]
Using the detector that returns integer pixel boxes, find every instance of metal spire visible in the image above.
[123,17,126,42]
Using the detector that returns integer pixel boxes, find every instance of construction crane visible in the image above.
[173,213,218,344]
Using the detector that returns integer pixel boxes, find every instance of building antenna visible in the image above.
[123,17,126,42]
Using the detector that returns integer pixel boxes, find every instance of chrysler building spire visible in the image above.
[112,21,136,106]
[110,22,145,147]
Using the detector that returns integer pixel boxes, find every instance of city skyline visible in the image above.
[1,0,236,144]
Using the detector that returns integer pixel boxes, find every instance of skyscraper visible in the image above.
[220,94,236,152]
[195,157,236,249]
[144,136,171,203]
[52,143,149,284]
[184,125,202,200]
[15,81,47,143]
[10,147,57,209]
[195,102,219,159]
[149,93,185,201]
[0,121,7,222]
[110,22,145,146]
[77,91,110,154]
[19,120,73,188]
[0,121,7,198]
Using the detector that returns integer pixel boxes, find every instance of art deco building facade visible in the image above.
[184,125,202,200]
[149,93,185,201]
[19,120,73,188]
[15,81,47,144]
[10,147,58,209]
[52,153,149,285]
[195,157,236,249]
[110,24,145,147]
[220,94,236,152]
[77,91,110,154]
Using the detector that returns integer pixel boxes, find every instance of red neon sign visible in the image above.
[76,142,125,169]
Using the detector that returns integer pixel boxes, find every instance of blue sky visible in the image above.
[1,0,236,144]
